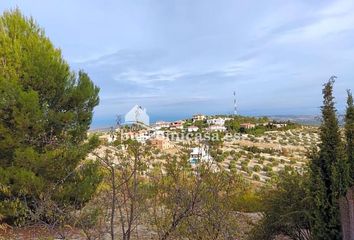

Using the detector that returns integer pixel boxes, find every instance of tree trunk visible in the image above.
[340,187,354,240]
[111,166,116,240]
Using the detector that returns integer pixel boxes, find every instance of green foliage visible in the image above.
[193,120,207,129]
[345,90,354,182]
[149,159,251,240]
[251,80,353,240]
[0,9,101,225]
[263,165,272,172]
[250,170,311,240]
[309,78,350,240]
[225,116,269,133]
[224,119,241,132]
[245,146,277,155]
[229,160,237,172]
[244,126,267,136]
[225,115,297,135]
[253,165,261,172]
[252,174,260,181]
[232,188,263,212]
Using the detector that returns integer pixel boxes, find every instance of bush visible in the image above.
[263,165,272,172]
[252,174,260,181]
[253,165,261,172]
[250,171,311,240]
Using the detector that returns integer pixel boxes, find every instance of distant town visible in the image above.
[91,104,317,183]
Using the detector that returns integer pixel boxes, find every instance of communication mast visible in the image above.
[233,91,237,115]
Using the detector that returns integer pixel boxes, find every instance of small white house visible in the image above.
[187,126,199,132]
[125,105,150,126]
[207,125,226,132]
[273,123,287,128]
[155,121,170,128]
[207,118,225,126]
[135,130,151,143]
[170,121,184,130]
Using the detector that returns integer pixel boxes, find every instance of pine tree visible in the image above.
[309,77,350,240]
[0,9,101,225]
[345,90,354,182]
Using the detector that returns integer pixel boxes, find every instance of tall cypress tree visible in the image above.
[345,90,354,182]
[310,77,350,240]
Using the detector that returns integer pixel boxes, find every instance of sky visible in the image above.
[1,0,354,127]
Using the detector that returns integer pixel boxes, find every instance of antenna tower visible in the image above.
[233,91,237,115]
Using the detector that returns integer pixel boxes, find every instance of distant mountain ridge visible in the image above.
[268,115,321,125]
[268,114,345,126]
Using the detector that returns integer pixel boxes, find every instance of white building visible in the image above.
[187,126,199,132]
[170,121,184,130]
[155,121,170,128]
[192,114,206,122]
[273,123,287,128]
[125,105,150,126]
[207,125,226,132]
[207,118,225,126]
[189,146,212,164]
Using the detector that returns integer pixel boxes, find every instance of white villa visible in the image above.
[124,105,150,126]
[189,146,212,164]
[207,125,227,132]
[207,118,225,126]
[187,126,199,132]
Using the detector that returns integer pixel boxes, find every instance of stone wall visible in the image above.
[340,187,354,240]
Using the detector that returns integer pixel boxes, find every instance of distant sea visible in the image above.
[91,112,193,130]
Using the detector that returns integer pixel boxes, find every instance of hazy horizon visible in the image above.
[2,0,354,128]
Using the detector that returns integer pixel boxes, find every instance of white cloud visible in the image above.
[319,0,354,16]
[114,68,185,84]
[219,59,257,77]
[277,1,354,43]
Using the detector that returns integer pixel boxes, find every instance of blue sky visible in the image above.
[1,0,354,127]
